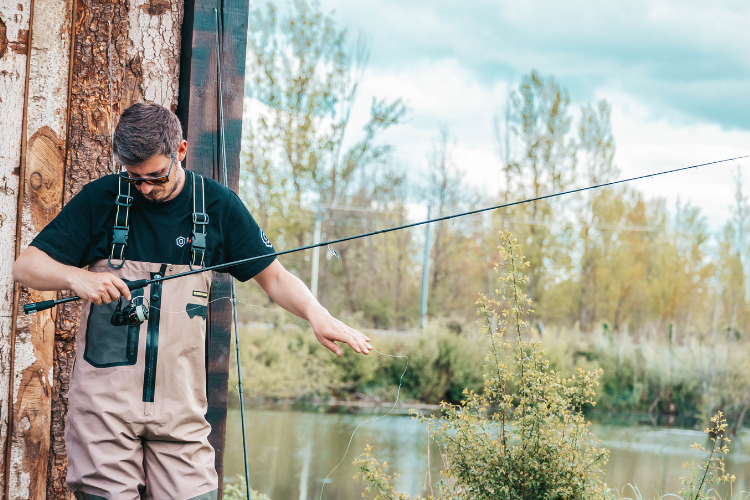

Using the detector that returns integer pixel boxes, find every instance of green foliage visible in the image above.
[353,445,437,500]
[223,476,272,500]
[228,311,486,404]
[680,412,736,500]
[229,322,340,400]
[356,232,610,500]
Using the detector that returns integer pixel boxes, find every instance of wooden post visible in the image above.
[177,0,249,494]
[0,0,32,494]
[6,0,75,496]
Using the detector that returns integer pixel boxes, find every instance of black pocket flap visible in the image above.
[186,303,207,320]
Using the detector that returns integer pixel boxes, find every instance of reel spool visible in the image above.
[111,297,149,326]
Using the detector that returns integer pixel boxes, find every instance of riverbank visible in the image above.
[230,318,750,428]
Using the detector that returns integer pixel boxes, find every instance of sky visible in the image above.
[308,0,750,232]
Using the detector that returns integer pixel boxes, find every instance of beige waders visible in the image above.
[66,174,219,500]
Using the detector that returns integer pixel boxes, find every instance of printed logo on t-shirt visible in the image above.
[176,236,187,248]
[260,229,273,248]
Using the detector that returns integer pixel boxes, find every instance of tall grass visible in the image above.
[541,328,750,426]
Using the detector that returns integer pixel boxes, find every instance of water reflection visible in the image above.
[225,407,443,499]
[225,408,750,499]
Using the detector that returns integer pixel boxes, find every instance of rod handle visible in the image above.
[128,279,149,291]
[24,300,55,315]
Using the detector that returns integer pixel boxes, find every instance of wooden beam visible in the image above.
[7,0,75,493]
[0,0,32,495]
[48,0,184,496]
[177,0,249,494]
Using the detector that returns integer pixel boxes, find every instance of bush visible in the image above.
[355,231,609,500]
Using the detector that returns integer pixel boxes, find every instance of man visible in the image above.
[12,103,371,500]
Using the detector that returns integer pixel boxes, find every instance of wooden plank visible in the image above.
[6,0,74,496]
[177,0,249,494]
[48,0,183,496]
[0,0,32,495]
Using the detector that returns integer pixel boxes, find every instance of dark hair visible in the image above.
[113,103,183,166]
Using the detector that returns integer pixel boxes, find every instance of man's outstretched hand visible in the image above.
[310,312,372,356]
[254,259,374,356]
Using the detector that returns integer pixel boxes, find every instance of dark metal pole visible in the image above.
[215,8,252,499]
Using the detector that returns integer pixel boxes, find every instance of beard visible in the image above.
[143,167,182,203]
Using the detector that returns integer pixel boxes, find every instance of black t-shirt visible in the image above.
[30,169,276,281]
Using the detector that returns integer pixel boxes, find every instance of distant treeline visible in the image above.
[240,0,750,341]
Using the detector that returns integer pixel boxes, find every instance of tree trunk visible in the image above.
[0,0,32,492]
[7,0,75,496]
[49,0,183,496]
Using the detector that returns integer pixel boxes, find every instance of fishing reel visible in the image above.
[111,296,149,326]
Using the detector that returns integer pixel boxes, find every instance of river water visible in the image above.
[224,407,750,499]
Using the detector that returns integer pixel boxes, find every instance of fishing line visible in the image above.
[23,155,750,316]
[318,351,409,500]
[150,293,410,500]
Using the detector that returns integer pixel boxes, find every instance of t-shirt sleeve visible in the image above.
[29,185,93,267]
[222,192,276,281]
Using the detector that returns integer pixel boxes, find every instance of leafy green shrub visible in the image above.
[355,231,609,499]
[229,324,340,400]
[539,327,750,424]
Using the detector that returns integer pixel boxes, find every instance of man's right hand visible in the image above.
[69,269,131,304]
[12,246,132,304]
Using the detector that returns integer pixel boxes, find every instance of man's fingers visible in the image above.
[348,327,371,353]
[319,337,342,356]
[112,276,131,301]
[344,331,369,354]
[105,282,122,301]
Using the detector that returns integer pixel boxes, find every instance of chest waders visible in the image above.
[66,172,218,500]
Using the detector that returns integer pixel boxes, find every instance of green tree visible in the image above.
[576,100,617,332]
[241,0,408,324]
[498,70,577,311]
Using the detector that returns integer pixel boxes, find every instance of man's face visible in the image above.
[123,140,188,203]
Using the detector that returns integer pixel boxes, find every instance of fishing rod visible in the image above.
[23,153,749,315]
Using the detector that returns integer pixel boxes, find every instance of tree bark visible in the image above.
[0,0,32,493]
[49,0,182,496]
[6,0,75,496]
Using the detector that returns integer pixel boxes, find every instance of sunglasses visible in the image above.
[118,153,176,185]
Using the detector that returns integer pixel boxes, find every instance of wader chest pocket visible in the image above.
[84,289,143,368]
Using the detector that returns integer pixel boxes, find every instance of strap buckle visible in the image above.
[113,227,129,246]
[191,231,206,250]
[192,213,209,225]
[116,194,133,207]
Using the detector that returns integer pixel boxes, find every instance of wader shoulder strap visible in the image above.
[190,171,209,270]
[109,177,133,269]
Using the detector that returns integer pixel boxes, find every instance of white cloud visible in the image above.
[603,90,750,230]
[264,0,750,232]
